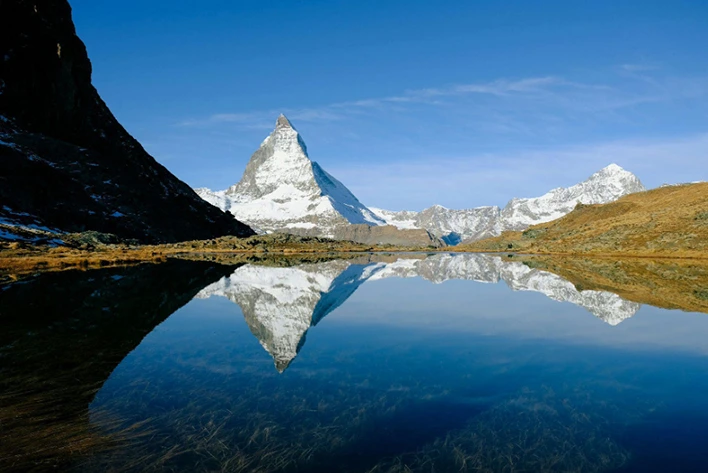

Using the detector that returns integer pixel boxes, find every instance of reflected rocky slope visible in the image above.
[197,254,641,370]
[0,260,236,470]
[196,260,374,372]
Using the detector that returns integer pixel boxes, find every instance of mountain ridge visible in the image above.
[458,181,708,258]
[0,0,254,243]
[196,114,384,237]
[372,164,646,244]
[196,115,644,246]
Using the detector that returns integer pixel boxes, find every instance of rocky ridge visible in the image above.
[372,164,646,244]
[196,115,385,236]
[0,0,254,243]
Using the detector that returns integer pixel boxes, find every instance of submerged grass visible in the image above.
[78,362,643,473]
[0,360,155,471]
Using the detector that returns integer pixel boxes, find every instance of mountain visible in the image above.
[0,1,254,243]
[196,115,385,236]
[196,116,443,247]
[500,164,646,231]
[194,115,642,247]
[196,260,375,372]
[372,164,645,244]
[459,181,708,258]
[197,253,641,371]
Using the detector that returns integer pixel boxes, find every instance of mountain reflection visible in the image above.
[3,253,707,471]
[196,253,641,371]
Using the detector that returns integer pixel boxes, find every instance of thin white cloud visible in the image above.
[178,68,704,132]
[328,133,708,210]
[177,76,604,127]
[620,63,661,72]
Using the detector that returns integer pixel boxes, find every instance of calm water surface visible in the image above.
[2,254,708,472]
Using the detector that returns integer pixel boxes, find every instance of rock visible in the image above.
[0,0,254,243]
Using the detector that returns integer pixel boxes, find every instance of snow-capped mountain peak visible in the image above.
[276,113,294,129]
[372,163,645,243]
[500,163,645,231]
[194,116,645,244]
[195,115,384,236]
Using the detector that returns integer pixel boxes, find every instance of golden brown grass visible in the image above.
[459,182,708,258]
[516,255,708,314]
[0,234,429,283]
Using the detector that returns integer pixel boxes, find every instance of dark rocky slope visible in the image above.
[0,0,254,242]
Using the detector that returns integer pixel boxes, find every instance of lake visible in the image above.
[2,253,708,472]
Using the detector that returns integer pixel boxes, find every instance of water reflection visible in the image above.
[0,260,236,470]
[2,253,708,472]
[196,254,641,371]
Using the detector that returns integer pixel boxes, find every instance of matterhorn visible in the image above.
[195,115,385,237]
[197,115,645,245]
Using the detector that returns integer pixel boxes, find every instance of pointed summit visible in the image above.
[602,163,624,172]
[276,113,294,129]
[196,115,386,236]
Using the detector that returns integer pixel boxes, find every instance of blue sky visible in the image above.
[71,0,708,210]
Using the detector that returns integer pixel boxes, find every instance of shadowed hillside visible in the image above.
[0,0,254,242]
[0,260,237,471]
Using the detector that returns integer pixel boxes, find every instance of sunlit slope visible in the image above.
[459,182,708,258]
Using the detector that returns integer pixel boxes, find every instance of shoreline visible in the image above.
[3,244,708,282]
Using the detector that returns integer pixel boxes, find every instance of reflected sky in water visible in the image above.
[84,254,708,472]
[3,253,708,472]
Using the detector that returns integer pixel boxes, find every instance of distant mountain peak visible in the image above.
[602,163,624,172]
[276,113,294,129]
[373,164,646,243]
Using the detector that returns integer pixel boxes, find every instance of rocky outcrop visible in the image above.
[0,0,254,242]
[196,115,445,246]
[290,223,445,248]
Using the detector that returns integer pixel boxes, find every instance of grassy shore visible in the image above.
[508,254,708,314]
[0,233,430,283]
[457,182,708,259]
[3,182,708,283]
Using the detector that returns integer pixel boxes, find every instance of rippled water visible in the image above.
[2,253,708,472]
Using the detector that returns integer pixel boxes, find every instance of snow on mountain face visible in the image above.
[372,164,646,243]
[195,260,379,372]
[196,115,384,237]
[197,253,640,372]
[500,163,646,231]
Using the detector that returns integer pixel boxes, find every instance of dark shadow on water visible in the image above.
[0,259,238,471]
[613,410,708,473]
[326,399,486,473]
